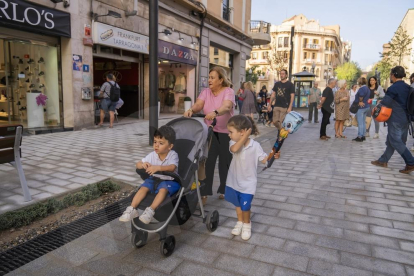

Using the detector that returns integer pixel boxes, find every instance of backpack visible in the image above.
[407,86,414,121]
[106,82,120,102]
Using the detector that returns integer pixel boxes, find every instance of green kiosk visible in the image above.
[292,70,316,108]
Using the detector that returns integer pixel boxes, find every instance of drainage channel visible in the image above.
[0,195,132,276]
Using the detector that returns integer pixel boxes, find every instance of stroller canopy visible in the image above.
[166,117,209,161]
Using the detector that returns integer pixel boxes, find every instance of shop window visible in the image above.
[122,49,140,58]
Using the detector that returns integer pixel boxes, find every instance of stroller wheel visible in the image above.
[160,235,176,257]
[206,210,219,232]
[131,231,148,248]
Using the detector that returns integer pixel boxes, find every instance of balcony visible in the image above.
[249,20,271,45]
[302,59,321,64]
[304,44,320,50]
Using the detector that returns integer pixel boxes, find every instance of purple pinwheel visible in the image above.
[36,93,48,106]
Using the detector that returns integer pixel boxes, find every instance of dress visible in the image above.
[241,89,256,114]
[334,89,350,120]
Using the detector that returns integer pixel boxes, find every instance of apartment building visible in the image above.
[247,14,350,91]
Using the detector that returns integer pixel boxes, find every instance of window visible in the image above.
[214,58,219,64]
[303,52,308,59]
[263,51,268,59]
[316,68,320,78]
[313,39,319,44]
[252,52,257,60]
[278,37,283,48]
[283,52,288,59]
[325,41,329,50]
[214,48,219,55]
[222,0,230,21]
[312,53,316,59]
[303,38,308,48]
[284,37,289,47]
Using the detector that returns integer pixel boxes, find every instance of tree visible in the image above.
[380,26,413,73]
[334,62,362,86]
[245,65,259,84]
[267,38,288,80]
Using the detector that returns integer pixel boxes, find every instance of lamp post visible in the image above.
[311,62,315,74]
[149,0,159,145]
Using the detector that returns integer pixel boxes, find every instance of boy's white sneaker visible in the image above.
[365,132,370,137]
[119,206,139,222]
[231,221,243,236]
[139,207,155,224]
[373,133,379,139]
[241,223,252,241]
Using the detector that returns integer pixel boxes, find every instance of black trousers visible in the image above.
[308,102,318,122]
[320,108,331,137]
[201,132,232,196]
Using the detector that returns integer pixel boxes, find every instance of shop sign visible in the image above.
[93,22,149,54]
[0,0,71,37]
[158,40,197,66]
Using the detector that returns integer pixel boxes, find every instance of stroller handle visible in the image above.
[136,169,183,186]
[191,114,217,128]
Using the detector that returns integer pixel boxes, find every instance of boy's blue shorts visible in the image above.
[225,186,254,211]
[141,177,180,196]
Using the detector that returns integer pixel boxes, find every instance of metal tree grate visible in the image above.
[0,196,132,276]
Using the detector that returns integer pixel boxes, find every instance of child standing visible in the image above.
[225,115,280,240]
[119,125,180,224]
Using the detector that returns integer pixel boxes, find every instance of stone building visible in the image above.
[0,0,261,132]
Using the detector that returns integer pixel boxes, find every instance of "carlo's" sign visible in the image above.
[158,40,197,66]
[0,0,71,37]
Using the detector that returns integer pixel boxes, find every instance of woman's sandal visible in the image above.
[335,135,340,138]
[340,135,347,138]
[218,194,225,200]
[201,196,208,205]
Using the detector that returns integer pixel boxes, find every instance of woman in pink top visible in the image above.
[184,67,235,203]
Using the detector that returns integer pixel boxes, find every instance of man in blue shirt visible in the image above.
[352,77,371,142]
[371,66,414,174]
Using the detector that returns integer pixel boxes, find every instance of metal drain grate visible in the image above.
[0,195,133,276]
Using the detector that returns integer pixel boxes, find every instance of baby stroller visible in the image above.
[131,115,219,256]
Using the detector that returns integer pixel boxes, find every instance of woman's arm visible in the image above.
[334,92,341,104]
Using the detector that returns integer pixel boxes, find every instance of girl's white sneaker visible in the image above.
[373,133,379,139]
[231,221,243,236]
[241,223,252,240]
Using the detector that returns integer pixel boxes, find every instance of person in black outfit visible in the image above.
[318,78,336,140]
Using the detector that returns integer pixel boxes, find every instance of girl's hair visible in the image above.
[227,115,259,136]
[358,77,367,86]
[209,66,232,87]
[245,81,254,91]
[368,76,378,90]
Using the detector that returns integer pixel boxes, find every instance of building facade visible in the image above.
[247,14,350,92]
[0,0,257,132]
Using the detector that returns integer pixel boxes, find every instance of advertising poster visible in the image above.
[73,54,82,71]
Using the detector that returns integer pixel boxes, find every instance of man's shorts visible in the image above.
[272,106,288,126]
[225,186,254,211]
[141,177,180,196]
[100,98,117,112]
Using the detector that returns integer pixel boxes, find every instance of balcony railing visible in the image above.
[249,21,270,34]
[304,44,320,50]
[325,47,333,51]
[324,61,332,65]
[222,3,230,21]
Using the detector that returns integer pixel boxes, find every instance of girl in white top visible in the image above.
[349,84,358,115]
[225,115,280,240]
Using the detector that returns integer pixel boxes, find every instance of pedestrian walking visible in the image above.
[240,81,257,119]
[268,69,295,133]
[308,82,321,123]
[334,80,350,138]
[98,73,120,128]
[183,66,235,203]
[225,115,280,241]
[366,76,385,139]
[349,84,358,111]
[371,66,414,174]
[236,83,246,113]
[410,73,414,152]
[317,78,336,140]
[259,85,267,103]
[352,77,370,142]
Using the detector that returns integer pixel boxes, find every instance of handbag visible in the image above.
[351,115,372,128]
[350,102,359,114]
[344,116,353,127]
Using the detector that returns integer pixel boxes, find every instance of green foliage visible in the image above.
[246,65,259,85]
[0,180,121,231]
[334,62,362,86]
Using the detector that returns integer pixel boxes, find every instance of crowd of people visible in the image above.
[118,65,414,243]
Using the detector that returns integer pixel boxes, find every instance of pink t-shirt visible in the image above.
[198,87,235,133]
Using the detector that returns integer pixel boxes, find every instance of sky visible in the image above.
[251,0,413,70]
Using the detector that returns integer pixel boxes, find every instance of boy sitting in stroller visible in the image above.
[119,125,180,224]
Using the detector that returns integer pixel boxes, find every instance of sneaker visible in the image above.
[353,137,363,142]
[373,133,379,139]
[362,136,366,141]
[365,132,370,137]
[139,207,155,224]
[231,221,243,236]
[241,223,252,241]
[371,160,387,168]
[119,206,139,222]
[399,164,414,174]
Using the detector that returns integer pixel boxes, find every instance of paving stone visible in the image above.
[307,194,346,204]
[263,200,303,212]
[69,177,94,185]
[251,214,296,229]
[386,194,414,203]
[254,192,288,202]
[389,205,414,215]
[278,210,321,223]
[340,252,406,275]
[344,213,393,228]
[113,174,139,183]
[215,254,275,276]
[251,205,280,216]
[172,242,220,264]
[45,178,72,187]
[302,207,345,219]
[343,230,399,249]
[321,218,369,232]
[250,246,309,272]
[287,197,326,209]
[400,241,414,252]
[325,202,368,215]
[370,226,414,242]
[407,266,414,276]
[201,236,255,257]
[84,235,132,255]
[283,241,340,263]
[368,209,414,222]
[346,199,388,211]
[372,246,414,265]
[316,236,371,256]
[80,255,141,276]
[234,232,285,250]
[295,221,343,238]
[222,218,269,234]
[39,185,68,194]
[393,221,414,231]
[266,226,318,244]
[172,262,236,276]
[50,172,76,180]
[272,189,308,199]
[307,259,373,276]
[272,267,312,276]
[174,229,209,246]
[190,222,234,239]
[51,243,99,266]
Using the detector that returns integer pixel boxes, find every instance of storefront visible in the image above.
[92,22,148,120]
[292,71,316,108]
[158,40,197,114]
[0,0,70,130]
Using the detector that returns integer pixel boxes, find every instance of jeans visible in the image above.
[320,108,331,137]
[367,105,379,134]
[356,107,370,137]
[237,100,244,113]
[308,102,318,122]
[378,121,414,165]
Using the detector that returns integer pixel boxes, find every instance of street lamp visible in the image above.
[91,10,122,43]
[311,62,315,74]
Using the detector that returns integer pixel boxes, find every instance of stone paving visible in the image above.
[4,110,414,276]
